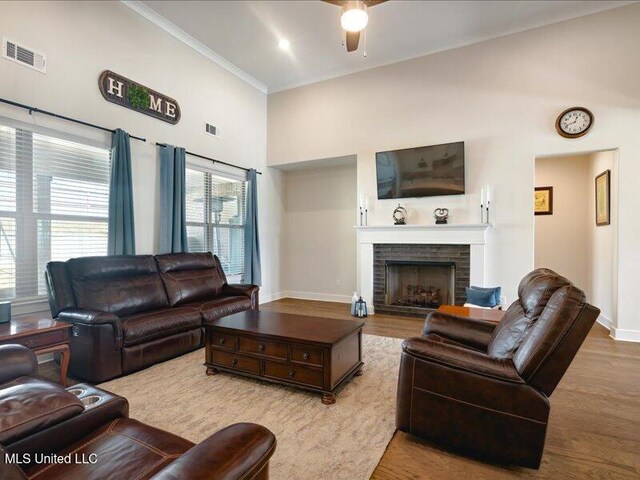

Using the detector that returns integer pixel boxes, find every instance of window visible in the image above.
[185,166,246,282]
[0,124,111,301]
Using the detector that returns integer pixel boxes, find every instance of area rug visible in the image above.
[99,334,403,480]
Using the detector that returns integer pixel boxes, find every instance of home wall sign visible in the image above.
[98,70,181,124]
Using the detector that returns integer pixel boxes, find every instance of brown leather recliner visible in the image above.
[0,344,276,480]
[45,252,259,383]
[396,268,600,468]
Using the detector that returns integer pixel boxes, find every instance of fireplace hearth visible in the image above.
[374,244,470,317]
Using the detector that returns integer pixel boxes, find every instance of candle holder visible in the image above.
[364,208,368,226]
[359,206,363,226]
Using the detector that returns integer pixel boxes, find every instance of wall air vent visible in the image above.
[205,123,219,137]
[3,37,46,73]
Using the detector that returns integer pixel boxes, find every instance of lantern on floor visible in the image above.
[355,296,368,318]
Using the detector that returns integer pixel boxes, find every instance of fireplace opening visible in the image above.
[385,261,455,310]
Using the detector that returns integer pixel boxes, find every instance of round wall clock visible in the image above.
[555,107,594,138]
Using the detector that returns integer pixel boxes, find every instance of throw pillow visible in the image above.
[465,286,501,308]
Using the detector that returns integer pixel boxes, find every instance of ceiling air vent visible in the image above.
[3,37,46,73]
[205,123,219,138]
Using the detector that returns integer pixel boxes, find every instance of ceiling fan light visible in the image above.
[341,6,368,32]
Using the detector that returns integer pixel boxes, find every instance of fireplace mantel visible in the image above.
[355,224,492,314]
[354,224,491,245]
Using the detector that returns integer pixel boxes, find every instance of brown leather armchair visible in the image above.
[45,252,259,383]
[0,344,276,480]
[396,268,600,468]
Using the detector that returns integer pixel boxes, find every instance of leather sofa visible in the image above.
[396,268,600,468]
[45,252,259,383]
[0,344,275,480]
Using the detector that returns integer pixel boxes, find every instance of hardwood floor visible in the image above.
[41,298,640,479]
[263,299,640,479]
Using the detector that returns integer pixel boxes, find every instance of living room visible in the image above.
[1,1,639,479]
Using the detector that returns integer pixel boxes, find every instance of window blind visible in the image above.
[0,124,111,301]
[185,166,246,282]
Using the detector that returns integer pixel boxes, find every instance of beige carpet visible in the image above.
[99,334,403,480]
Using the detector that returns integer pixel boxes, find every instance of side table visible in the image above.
[436,304,505,323]
[0,314,72,387]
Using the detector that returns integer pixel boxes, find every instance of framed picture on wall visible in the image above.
[595,170,611,226]
[534,186,553,215]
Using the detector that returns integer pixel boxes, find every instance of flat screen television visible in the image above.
[375,141,465,199]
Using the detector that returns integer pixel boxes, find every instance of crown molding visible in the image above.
[120,1,268,94]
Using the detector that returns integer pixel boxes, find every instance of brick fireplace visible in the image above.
[355,224,490,315]
[373,244,470,317]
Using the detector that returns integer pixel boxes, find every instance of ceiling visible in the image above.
[136,0,633,93]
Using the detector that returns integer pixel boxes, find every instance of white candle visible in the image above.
[359,195,364,209]
[486,186,491,203]
[364,194,369,210]
[480,187,485,206]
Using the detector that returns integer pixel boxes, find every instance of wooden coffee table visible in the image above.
[204,310,364,404]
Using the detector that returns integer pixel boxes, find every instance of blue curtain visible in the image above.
[159,145,188,253]
[108,129,136,255]
[244,169,261,285]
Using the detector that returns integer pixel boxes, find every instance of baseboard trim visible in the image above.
[280,291,352,304]
[260,291,287,304]
[610,326,640,343]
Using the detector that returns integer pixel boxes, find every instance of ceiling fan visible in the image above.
[322,0,388,53]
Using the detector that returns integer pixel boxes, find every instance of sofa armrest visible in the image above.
[57,308,120,325]
[151,423,276,480]
[57,308,123,355]
[0,345,38,384]
[423,311,497,351]
[223,284,259,310]
[402,337,522,383]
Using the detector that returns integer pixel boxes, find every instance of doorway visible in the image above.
[534,150,617,329]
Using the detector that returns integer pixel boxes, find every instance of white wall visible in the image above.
[283,163,357,302]
[535,155,590,290]
[587,151,617,326]
[0,1,283,305]
[267,4,640,340]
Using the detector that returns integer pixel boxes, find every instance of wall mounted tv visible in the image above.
[376,141,465,199]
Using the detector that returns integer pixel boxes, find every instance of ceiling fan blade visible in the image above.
[364,0,388,6]
[321,0,345,6]
[346,31,360,52]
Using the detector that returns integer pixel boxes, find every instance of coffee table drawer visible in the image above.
[211,350,261,375]
[291,346,323,367]
[264,361,323,389]
[238,337,287,360]
[210,332,237,351]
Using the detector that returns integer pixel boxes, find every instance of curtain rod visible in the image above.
[156,142,263,175]
[0,97,147,142]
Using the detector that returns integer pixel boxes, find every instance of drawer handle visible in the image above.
[219,338,226,345]
[258,344,265,352]
[302,352,310,360]
[231,359,238,366]
[288,369,295,378]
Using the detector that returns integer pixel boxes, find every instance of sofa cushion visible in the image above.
[25,418,193,480]
[122,307,202,347]
[0,377,84,444]
[155,253,227,306]
[188,296,252,322]
[66,255,169,317]
[487,269,572,359]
